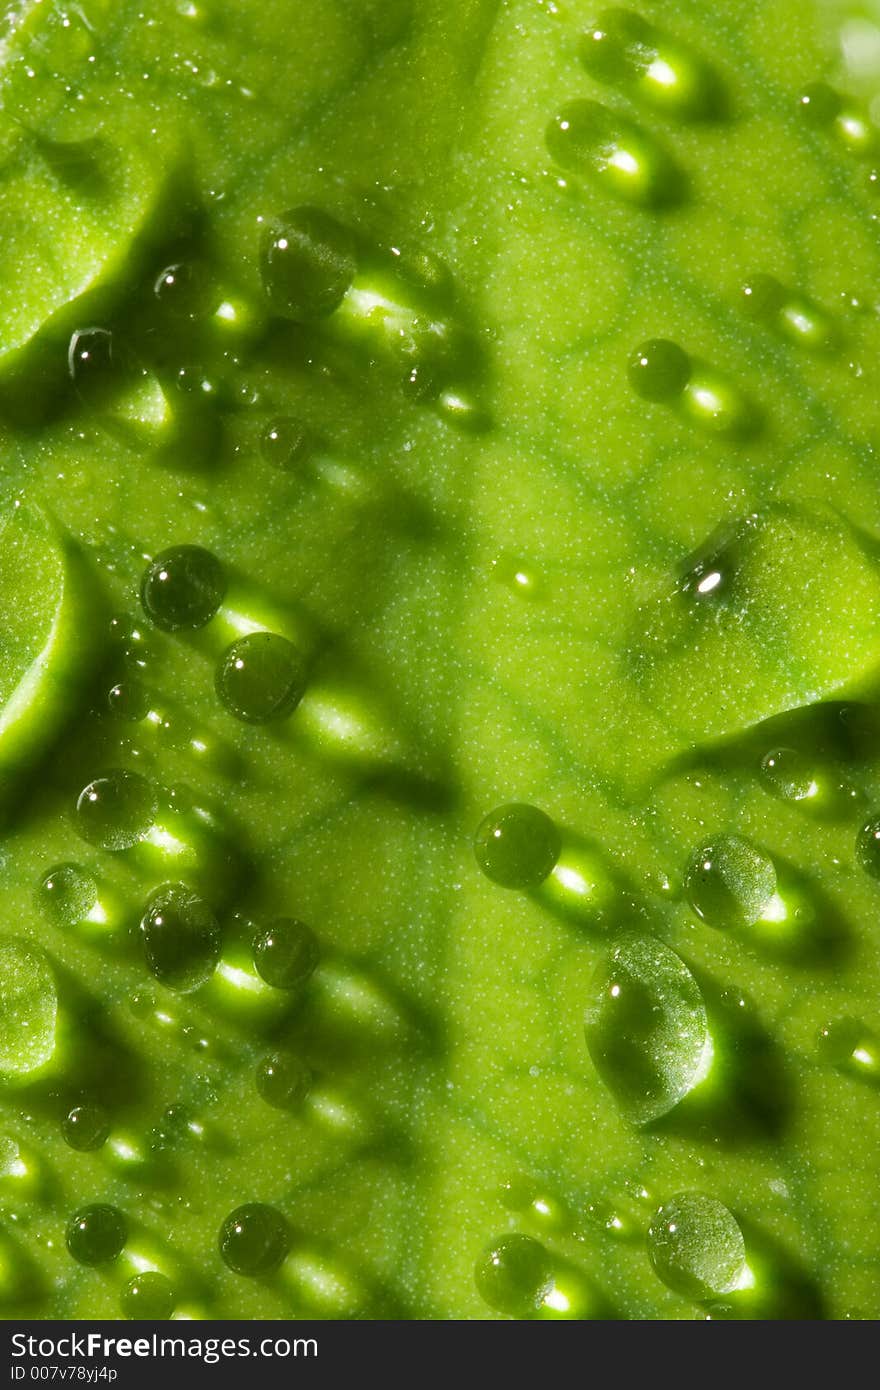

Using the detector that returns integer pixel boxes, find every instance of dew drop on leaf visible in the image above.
[66,1204,127,1266]
[75,770,158,851]
[38,863,99,926]
[120,1270,176,1320]
[252,919,319,990]
[218,1202,290,1276]
[215,632,308,724]
[473,803,562,889]
[259,206,356,321]
[140,882,221,993]
[474,1233,555,1317]
[140,545,227,633]
[648,1192,747,1299]
[62,1103,110,1153]
[584,935,713,1125]
[684,835,777,930]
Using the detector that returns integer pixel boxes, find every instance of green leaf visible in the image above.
[0,0,879,1322]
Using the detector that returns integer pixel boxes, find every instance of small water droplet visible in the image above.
[259,207,356,321]
[75,769,158,850]
[546,100,685,207]
[260,416,315,471]
[584,935,713,1124]
[107,678,151,722]
[218,1202,290,1276]
[140,883,221,993]
[68,326,115,397]
[140,545,226,632]
[120,1270,176,1319]
[684,835,776,930]
[38,863,99,926]
[62,1103,110,1152]
[473,803,562,889]
[628,338,691,402]
[818,1018,880,1081]
[474,1234,554,1317]
[648,1193,747,1299]
[215,632,308,724]
[759,748,818,803]
[252,919,319,990]
[153,259,215,320]
[66,1204,127,1265]
[855,812,880,878]
[256,1052,313,1111]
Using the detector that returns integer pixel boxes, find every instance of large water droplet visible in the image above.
[75,770,158,851]
[38,863,99,926]
[215,632,308,724]
[584,935,712,1125]
[818,1018,880,1081]
[0,941,57,1078]
[473,803,561,890]
[474,1234,555,1317]
[684,835,776,930]
[140,883,221,993]
[66,1204,127,1266]
[120,1270,176,1320]
[218,1203,290,1276]
[259,207,356,321]
[648,1193,748,1299]
[140,545,226,632]
[252,919,319,990]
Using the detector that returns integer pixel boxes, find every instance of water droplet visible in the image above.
[499,1175,568,1231]
[804,81,843,125]
[38,863,99,926]
[579,10,722,120]
[215,632,308,724]
[68,326,115,396]
[66,1204,127,1265]
[685,835,776,930]
[260,416,315,471]
[584,935,713,1125]
[256,1052,313,1111]
[741,272,786,319]
[628,338,691,402]
[153,260,214,320]
[218,1202,290,1276]
[546,100,685,207]
[140,545,226,632]
[259,207,356,321]
[140,883,221,993]
[473,803,562,889]
[120,1270,176,1320]
[759,748,818,803]
[818,1018,880,1080]
[648,1193,747,1299]
[492,555,543,600]
[474,1234,554,1317]
[75,770,158,850]
[252,919,319,989]
[855,812,880,878]
[62,1103,110,1152]
[0,941,57,1078]
[107,678,150,722]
